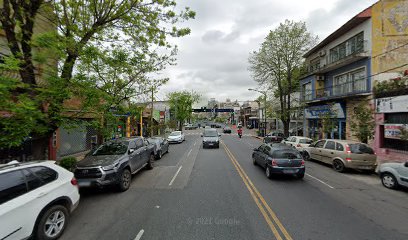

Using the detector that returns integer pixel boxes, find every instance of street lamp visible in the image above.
[248,88,267,137]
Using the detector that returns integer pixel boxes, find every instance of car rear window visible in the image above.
[349,144,374,154]
[272,150,302,159]
[299,139,312,144]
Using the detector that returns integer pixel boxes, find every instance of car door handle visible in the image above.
[37,192,48,198]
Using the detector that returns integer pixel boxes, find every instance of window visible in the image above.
[93,142,129,155]
[263,145,271,154]
[273,150,302,159]
[299,139,312,144]
[315,140,326,148]
[329,32,364,64]
[333,68,366,96]
[325,141,336,150]
[23,169,42,191]
[0,171,27,205]
[129,141,136,149]
[30,167,58,184]
[135,139,144,149]
[336,143,344,151]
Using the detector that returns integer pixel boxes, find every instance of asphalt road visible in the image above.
[61,129,408,240]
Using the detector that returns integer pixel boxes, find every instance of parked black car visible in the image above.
[147,137,169,159]
[263,131,285,143]
[202,128,221,148]
[74,137,155,192]
[252,143,305,179]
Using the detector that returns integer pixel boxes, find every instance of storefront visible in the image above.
[374,95,408,163]
[305,103,346,140]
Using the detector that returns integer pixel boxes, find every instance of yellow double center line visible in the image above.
[222,142,293,240]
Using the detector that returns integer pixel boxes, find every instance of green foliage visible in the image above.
[58,157,77,172]
[373,76,408,98]
[399,126,408,141]
[167,91,200,129]
[350,102,375,144]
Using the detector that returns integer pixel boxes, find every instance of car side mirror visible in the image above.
[404,161,408,167]
[128,149,135,154]
[253,148,258,151]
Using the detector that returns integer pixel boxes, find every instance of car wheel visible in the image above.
[118,168,131,192]
[265,166,272,179]
[303,152,311,161]
[333,159,345,172]
[36,205,69,240]
[145,154,154,170]
[381,173,399,189]
[252,157,257,166]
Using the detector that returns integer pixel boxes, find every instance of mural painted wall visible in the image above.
[371,0,408,82]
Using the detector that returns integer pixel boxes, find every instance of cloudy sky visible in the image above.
[157,0,378,106]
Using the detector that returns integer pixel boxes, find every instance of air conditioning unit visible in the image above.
[316,75,325,81]
[319,50,326,57]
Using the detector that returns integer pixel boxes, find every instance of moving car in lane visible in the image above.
[74,138,155,192]
[223,126,232,133]
[0,161,80,240]
[202,128,221,149]
[252,143,305,179]
[282,136,313,151]
[379,161,408,190]
[147,137,169,159]
[303,139,377,173]
[167,131,185,143]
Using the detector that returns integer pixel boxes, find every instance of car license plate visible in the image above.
[208,143,213,146]
[78,181,91,187]
[283,169,296,174]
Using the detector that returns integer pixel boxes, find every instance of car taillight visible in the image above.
[271,159,278,166]
[346,158,352,161]
[71,177,78,186]
[345,145,351,154]
[301,160,305,166]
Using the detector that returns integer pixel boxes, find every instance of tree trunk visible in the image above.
[282,119,290,137]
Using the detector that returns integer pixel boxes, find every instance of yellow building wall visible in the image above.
[371,0,408,80]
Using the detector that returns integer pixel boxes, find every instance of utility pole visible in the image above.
[151,87,154,137]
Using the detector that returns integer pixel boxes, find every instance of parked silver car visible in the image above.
[379,161,408,189]
[303,139,377,172]
[147,137,169,159]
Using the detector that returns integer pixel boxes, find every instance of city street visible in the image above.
[61,129,408,240]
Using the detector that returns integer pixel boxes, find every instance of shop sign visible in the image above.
[384,124,408,139]
[376,95,408,113]
[305,103,345,119]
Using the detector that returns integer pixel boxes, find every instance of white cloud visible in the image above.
[157,0,378,105]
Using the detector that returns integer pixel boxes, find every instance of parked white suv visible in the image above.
[0,161,80,240]
[281,136,313,151]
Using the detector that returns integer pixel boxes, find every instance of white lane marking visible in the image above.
[187,149,192,156]
[134,229,144,240]
[169,166,183,186]
[194,141,196,146]
[306,173,335,189]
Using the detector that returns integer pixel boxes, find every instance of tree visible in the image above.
[167,91,200,130]
[0,0,195,157]
[248,20,317,136]
[350,102,375,144]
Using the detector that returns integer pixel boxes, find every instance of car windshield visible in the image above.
[170,132,181,136]
[148,138,160,143]
[299,139,313,144]
[273,150,302,159]
[204,130,218,137]
[92,142,129,156]
[349,144,375,154]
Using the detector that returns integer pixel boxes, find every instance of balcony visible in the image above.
[305,40,369,76]
[301,79,369,102]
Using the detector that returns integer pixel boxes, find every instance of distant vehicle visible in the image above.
[202,128,221,148]
[185,124,194,130]
[379,161,408,189]
[74,138,155,191]
[282,136,313,151]
[263,131,285,143]
[147,137,169,159]
[0,161,80,240]
[223,126,232,133]
[252,143,305,179]
[303,139,377,173]
[167,131,185,143]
